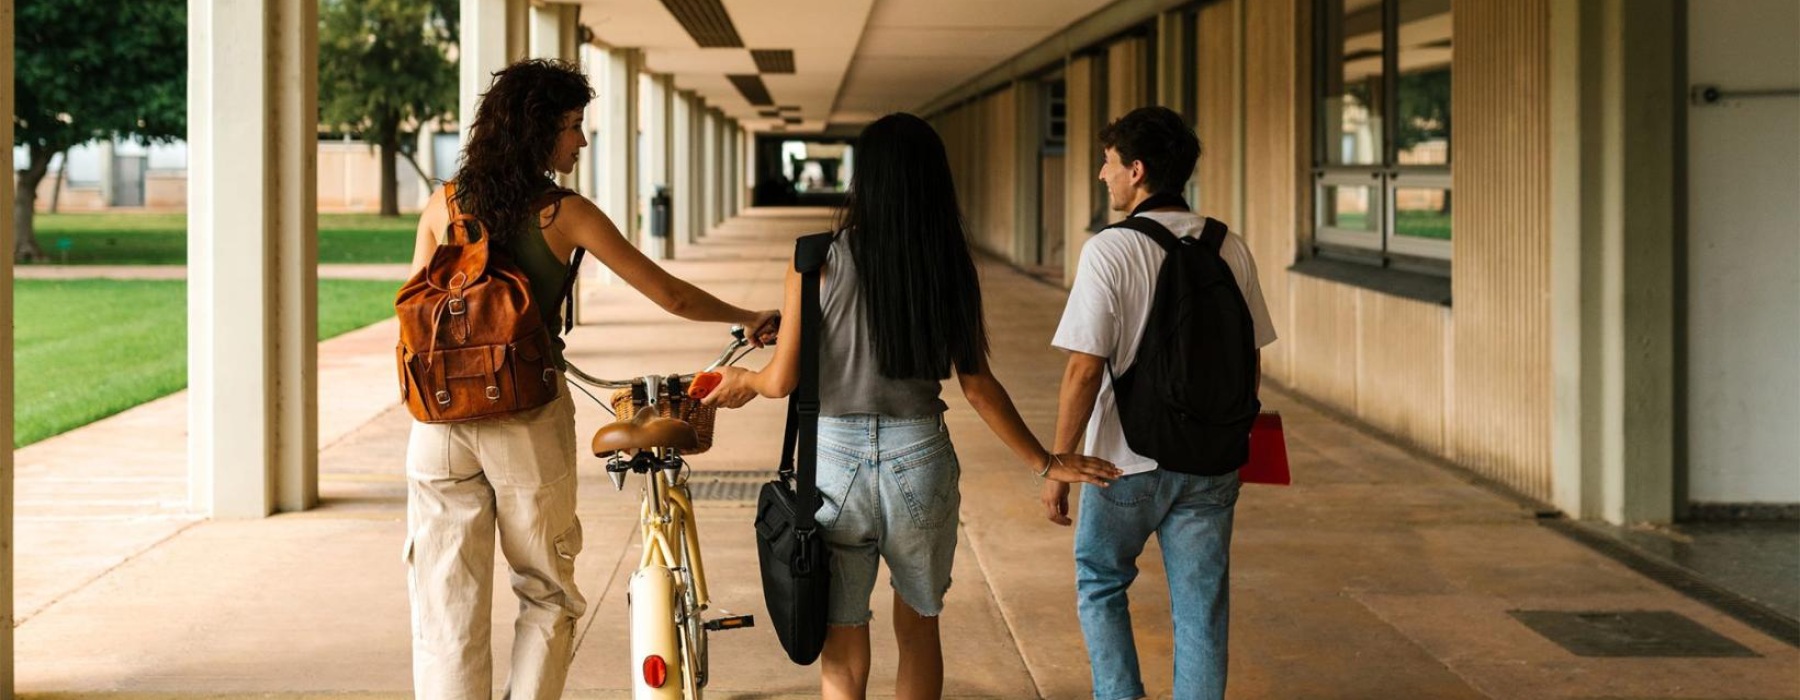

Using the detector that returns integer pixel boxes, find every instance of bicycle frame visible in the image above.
[567,328,758,699]
[626,448,708,699]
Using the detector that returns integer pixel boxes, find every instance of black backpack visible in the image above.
[1109,215,1261,475]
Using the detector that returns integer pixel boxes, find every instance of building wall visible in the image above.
[1449,0,1553,500]
[927,0,1564,504]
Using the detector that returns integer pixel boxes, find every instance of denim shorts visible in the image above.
[814,413,961,625]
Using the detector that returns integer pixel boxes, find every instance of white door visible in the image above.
[1685,0,1800,507]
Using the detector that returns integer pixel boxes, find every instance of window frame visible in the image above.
[1310,0,1452,270]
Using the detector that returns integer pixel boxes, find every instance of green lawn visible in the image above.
[14,279,400,447]
[21,212,417,265]
[1327,211,1452,241]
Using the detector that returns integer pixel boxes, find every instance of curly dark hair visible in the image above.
[1097,106,1202,195]
[454,59,593,242]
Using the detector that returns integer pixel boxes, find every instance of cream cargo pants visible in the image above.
[404,383,586,700]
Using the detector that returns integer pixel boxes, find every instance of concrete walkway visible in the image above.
[13,207,1798,698]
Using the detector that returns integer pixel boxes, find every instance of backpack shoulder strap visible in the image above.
[783,231,834,529]
[1199,217,1229,254]
[1110,216,1181,252]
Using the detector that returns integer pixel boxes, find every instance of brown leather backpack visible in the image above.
[395,181,583,423]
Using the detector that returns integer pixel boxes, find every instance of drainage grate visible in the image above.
[1509,610,1759,658]
[684,470,776,502]
[1540,517,1800,647]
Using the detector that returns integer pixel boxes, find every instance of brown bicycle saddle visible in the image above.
[591,409,699,457]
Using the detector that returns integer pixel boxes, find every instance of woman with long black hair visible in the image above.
[706,113,1120,700]
[402,59,776,699]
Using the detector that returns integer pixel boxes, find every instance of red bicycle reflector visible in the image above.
[687,371,722,400]
[643,655,668,688]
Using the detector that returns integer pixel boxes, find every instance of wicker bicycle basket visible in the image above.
[610,386,718,455]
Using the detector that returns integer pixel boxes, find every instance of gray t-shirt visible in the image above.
[818,233,949,418]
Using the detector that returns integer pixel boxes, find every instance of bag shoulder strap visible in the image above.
[781,232,836,528]
[1110,216,1182,252]
[1199,217,1229,254]
[437,181,491,283]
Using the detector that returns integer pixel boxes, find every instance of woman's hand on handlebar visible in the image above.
[745,310,780,348]
[701,366,760,409]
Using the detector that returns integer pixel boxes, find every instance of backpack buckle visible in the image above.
[485,386,500,400]
[543,368,557,386]
[434,390,451,406]
[447,297,466,316]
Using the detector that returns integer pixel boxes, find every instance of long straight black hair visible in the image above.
[836,113,989,380]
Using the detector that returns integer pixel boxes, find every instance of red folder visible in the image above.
[1239,412,1290,486]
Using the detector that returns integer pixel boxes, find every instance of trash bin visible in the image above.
[650,186,672,238]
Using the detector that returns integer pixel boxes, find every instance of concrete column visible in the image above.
[1549,0,1679,524]
[712,112,727,227]
[460,0,526,141]
[601,48,642,244]
[577,43,604,202]
[2,0,17,689]
[530,3,580,190]
[700,109,718,232]
[720,118,734,219]
[188,0,319,518]
[687,96,707,242]
[671,90,694,247]
[640,74,670,259]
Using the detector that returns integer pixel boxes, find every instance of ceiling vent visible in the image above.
[752,49,796,74]
[728,74,774,106]
[660,0,743,48]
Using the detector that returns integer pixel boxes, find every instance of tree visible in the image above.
[14,0,185,261]
[319,0,458,217]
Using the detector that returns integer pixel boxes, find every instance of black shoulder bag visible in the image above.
[754,231,835,665]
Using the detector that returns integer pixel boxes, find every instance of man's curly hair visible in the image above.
[454,59,593,242]
[1098,106,1202,195]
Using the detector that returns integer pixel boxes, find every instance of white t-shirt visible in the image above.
[1051,210,1279,475]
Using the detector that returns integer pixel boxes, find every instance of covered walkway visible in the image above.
[12,210,1795,698]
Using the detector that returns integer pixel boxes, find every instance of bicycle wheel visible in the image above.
[675,509,710,691]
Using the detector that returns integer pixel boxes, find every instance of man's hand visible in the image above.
[701,366,759,409]
[1041,480,1072,526]
[745,310,780,347]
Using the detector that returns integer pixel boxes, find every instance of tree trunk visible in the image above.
[378,116,400,217]
[48,154,66,213]
[14,144,55,262]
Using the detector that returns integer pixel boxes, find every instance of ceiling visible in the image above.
[571,0,1114,134]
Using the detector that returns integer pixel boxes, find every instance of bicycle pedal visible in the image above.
[703,614,754,631]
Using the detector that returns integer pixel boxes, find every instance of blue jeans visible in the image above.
[1075,469,1240,700]
[814,413,961,625]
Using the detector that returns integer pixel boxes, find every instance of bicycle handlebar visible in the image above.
[563,325,755,390]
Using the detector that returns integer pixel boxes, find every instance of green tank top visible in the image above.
[502,219,572,361]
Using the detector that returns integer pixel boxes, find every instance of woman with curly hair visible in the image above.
[403,59,776,699]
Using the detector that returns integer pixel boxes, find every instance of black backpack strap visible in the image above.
[1199,217,1229,254]
[1110,216,1182,252]
[782,231,836,529]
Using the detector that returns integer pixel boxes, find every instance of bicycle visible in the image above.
[565,327,760,699]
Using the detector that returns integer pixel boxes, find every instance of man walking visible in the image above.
[1043,105,1278,700]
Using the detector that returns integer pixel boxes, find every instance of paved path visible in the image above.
[12,207,1797,698]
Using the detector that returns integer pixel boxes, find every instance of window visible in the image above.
[1313,0,1452,267]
